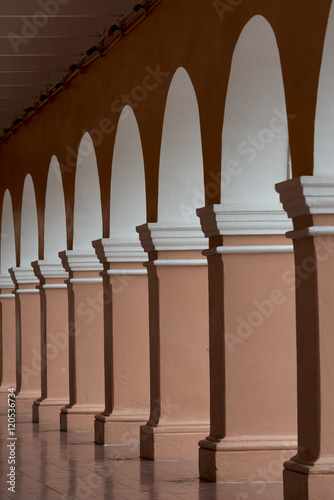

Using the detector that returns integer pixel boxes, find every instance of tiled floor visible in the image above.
[0,410,283,499]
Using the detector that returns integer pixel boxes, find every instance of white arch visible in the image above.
[158,67,204,223]
[222,16,289,207]
[110,106,146,238]
[20,174,38,266]
[314,4,334,174]
[44,156,67,259]
[73,133,102,249]
[0,190,16,274]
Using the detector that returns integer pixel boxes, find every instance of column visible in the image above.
[59,250,104,431]
[276,176,334,500]
[31,261,69,423]
[197,205,297,482]
[9,267,41,415]
[136,223,210,461]
[93,239,150,445]
[0,274,16,408]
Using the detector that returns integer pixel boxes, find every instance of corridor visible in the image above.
[0,410,283,500]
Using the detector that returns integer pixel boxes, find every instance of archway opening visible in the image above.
[0,190,16,275]
[20,174,38,267]
[222,15,290,207]
[73,133,103,249]
[44,156,67,260]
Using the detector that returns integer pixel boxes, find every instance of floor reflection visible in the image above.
[0,410,283,499]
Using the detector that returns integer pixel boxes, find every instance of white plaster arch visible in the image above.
[0,190,16,274]
[222,15,289,208]
[20,174,38,266]
[158,67,204,223]
[73,133,103,249]
[44,156,67,259]
[314,4,334,174]
[110,106,146,238]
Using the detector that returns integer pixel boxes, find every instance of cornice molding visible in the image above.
[59,250,103,272]
[136,223,208,253]
[93,238,147,264]
[276,176,334,219]
[197,205,292,238]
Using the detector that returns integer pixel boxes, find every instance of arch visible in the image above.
[222,15,289,207]
[0,190,16,274]
[110,106,146,238]
[73,133,103,249]
[314,4,334,174]
[158,67,204,223]
[20,174,39,267]
[44,156,67,259]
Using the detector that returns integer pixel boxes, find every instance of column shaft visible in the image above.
[276,176,334,500]
[137,224,210,461]
[197,206,297,482]
[0,285,16,408]
[32,262,69,423]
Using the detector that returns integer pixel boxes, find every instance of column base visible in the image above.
[140,423,209,461]
[284,461,334,500]
[60,404,104,432]
[33,398,69,423]
[199,437,297,482]
[15,394,40,415]
[0,388,15,409]
[95,413,148,445]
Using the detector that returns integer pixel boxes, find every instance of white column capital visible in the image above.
[197,204,292,238]
[32,260,69,282]
[275,176,334,219]
[0,273,15,289]
[59,250,103,272]
[136,222,208,253]
[9,266,39,286]
[93,238,147,264]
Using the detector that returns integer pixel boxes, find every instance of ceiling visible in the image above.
[0,0,140,134]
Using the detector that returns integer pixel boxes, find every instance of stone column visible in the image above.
[9,267,41,415]
[31,261,69,423]
[59,250,104,431]
[0,274,16,408]
[276,176,334,500]
[197,205,297,482]
[93,239,150,445]
[136,223,210,461]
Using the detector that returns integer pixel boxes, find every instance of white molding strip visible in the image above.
[0,294,15,299]
[69,278,103,285]
[32,261,68,281]
[137,223,208,253]
[10,267,39,285]
[286,226,334,240]
[59,250,103,272]
[276,176,334,218]
[42,284,68,289]
[16,289,39,294]
[197,205,292,237]
[93,238,147,264]
[145,259,208,267]
[0,273,15,288]
[105,269,147,276]
[204,245,294,256]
